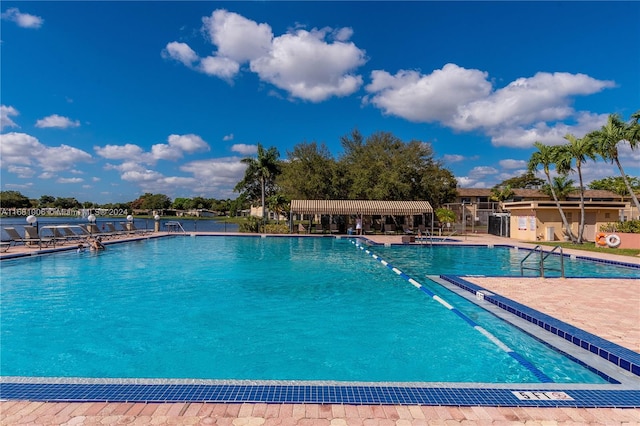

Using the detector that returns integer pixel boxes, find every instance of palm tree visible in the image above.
[588,113,640,215]
[490,185,514,204]
[528,142,576,242]
[561,134,596,243]
[267,193,289,224]
[235,144,281,222]
[435,207,456,235]
[541,175,575,200]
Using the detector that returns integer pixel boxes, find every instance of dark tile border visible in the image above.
[1,381,639,408]
[440,274,640,378]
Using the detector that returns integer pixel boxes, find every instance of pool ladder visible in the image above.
[519,245,565,278]
[165,221,187,234]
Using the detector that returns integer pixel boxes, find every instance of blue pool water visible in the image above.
[0,236,621,384]
[375,243,639,278]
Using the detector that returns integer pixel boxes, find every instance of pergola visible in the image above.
[289,200,434,233]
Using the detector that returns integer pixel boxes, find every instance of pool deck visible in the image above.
[1,232,639,425]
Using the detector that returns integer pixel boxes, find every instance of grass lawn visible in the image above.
[535,241,640,258]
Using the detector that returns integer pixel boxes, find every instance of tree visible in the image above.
[267,193,289,223]
[588,113,640,215]
[490,185,514,202]
[338,130,457,206]
[277,142,336,200]
[560,133,596,243]
[541,175,575,200]
[435,207,456,234]
[589,176,640,197]
[38,195,56,207]
[0,191,31,209]
[172,197,190,210]
[494,172,544,189]
[131,193,171,210]
[54,197,81,209]
[190,196,210,210]
[234,143,281,221]
[528,142,576,242]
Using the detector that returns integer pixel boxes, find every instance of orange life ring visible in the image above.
[595,232,607,246]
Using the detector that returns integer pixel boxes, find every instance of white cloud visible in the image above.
[499,159,527,169]
[97,135,209,166]
[198,55,240,79]
[39,145,92,172]
[223,133,234,141]
[467,166,498,179]
[490,111,609,148]
[456,176,488,188]
[181,157,247,196]
[95,144,150,161]
[164,10,366,102]
[162,42,198,66]
[202,9,273,63]
[231,144,257,155]
[442,154,466,164]
[365,64,491,123]
[57,177,84,184]
[121,169,164,183]
[1,8,43,29]
[35,114,81,129]
[365,64,616,149]
[167,134,209,153]
[450,72,613,132]
[1,105,19,130]
[7,165,35,179]
[250,27,366,102]
[150,144,183,161]
[0,132,41,165]
[0,132,92,173]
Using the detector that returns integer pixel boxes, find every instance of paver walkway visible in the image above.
[464,277,640,353]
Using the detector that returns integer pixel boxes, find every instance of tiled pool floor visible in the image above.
[2,233,639,424]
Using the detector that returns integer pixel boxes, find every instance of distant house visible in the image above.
[177,209,216,218]
[503,200,629,242]
[451,188,637,241]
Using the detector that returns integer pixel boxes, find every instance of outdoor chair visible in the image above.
[23,226,54,248]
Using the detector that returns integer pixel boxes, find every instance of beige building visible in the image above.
[503,200,629,242]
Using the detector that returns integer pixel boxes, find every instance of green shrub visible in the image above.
[238,216,261,233]
[264,223,290,234]
[238,217,291,233]
[599,220,640,233]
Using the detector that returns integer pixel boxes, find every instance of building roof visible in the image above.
[456,188,625,200]
[290,200,433,215]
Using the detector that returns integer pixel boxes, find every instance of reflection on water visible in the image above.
[0,216,239,239]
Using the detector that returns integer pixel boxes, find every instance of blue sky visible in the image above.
[1,1,639,204]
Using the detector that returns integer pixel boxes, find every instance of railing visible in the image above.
[520,245,565,278]
[165,221,186,234]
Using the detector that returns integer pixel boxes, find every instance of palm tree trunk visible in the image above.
[577,165,586,244]
[545,171,576,242]
[261,176,266,222]
[614,156,640,216]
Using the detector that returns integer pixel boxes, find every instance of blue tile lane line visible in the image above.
[440,275,640,378]
[1,382,639,407]
[350,240,554,384]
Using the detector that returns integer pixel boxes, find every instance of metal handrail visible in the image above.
[542,245,564,278]
[165,221,186,234]
[520,245,564,278]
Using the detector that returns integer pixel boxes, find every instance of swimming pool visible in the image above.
[0,236,628,386]
[373,242,639,278]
